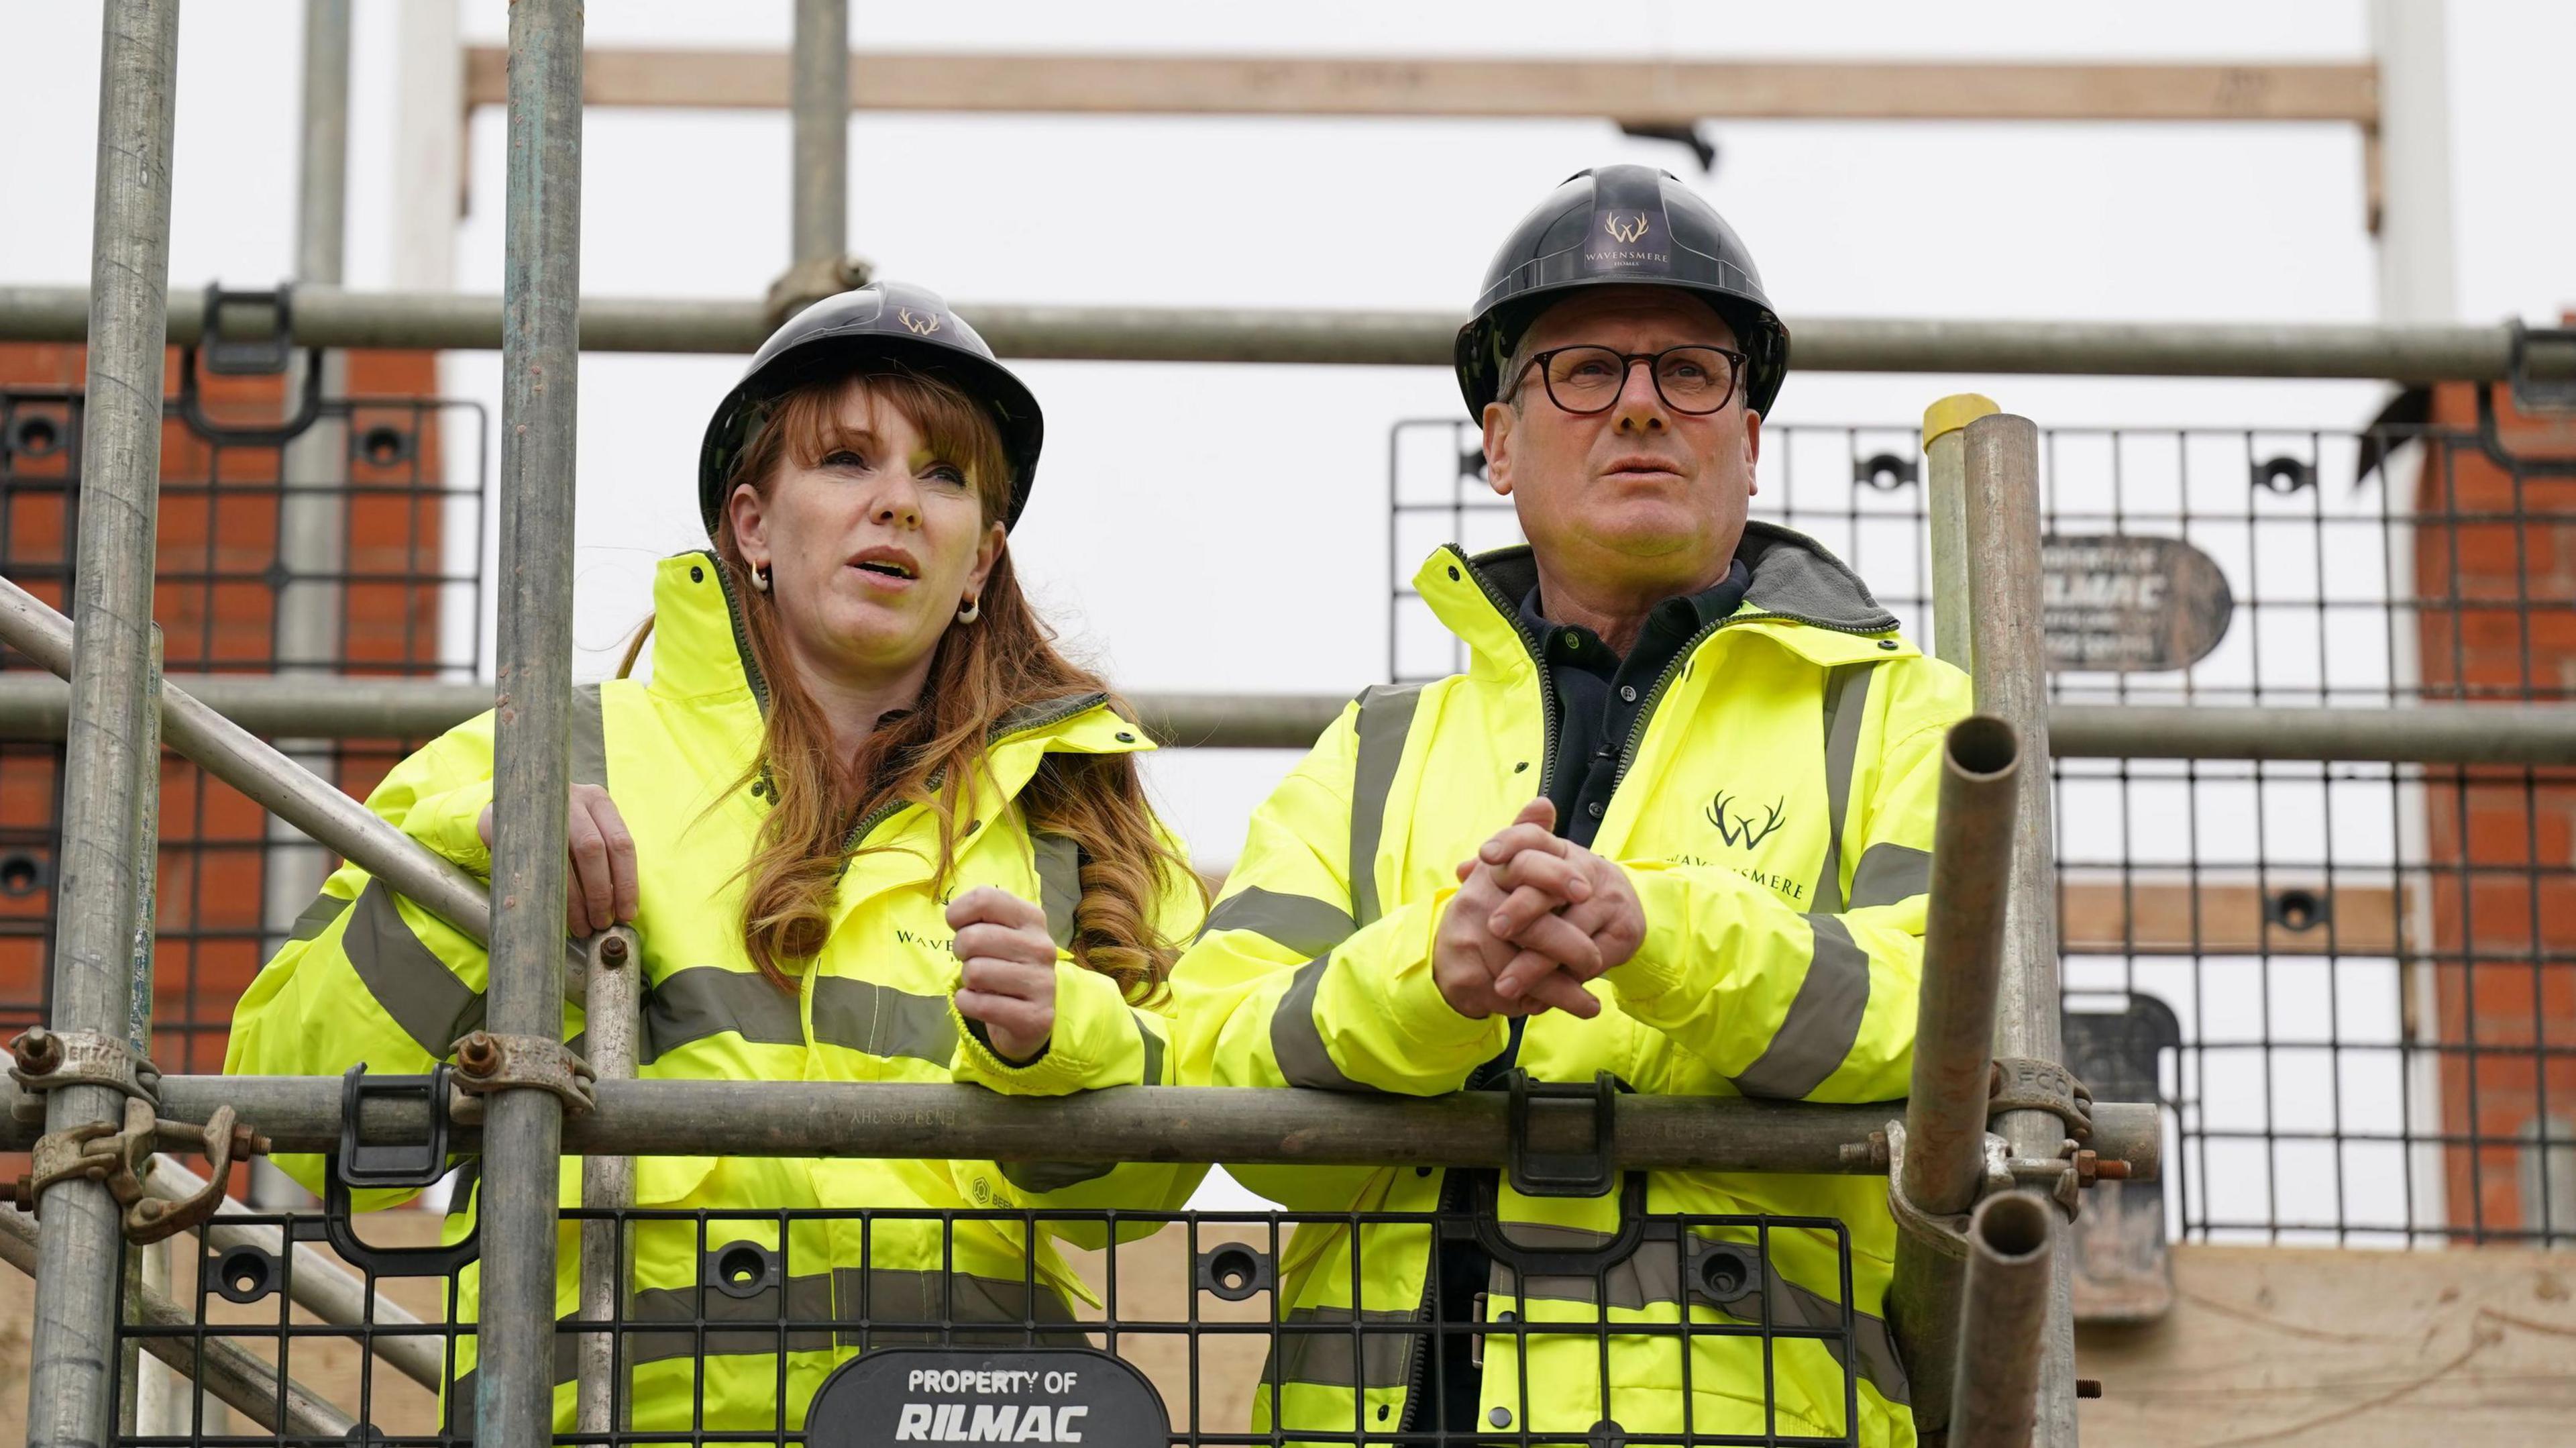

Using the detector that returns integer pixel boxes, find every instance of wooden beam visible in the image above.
[2076,1243,2576,1447]
[462,48,2378,125]
[2059,874,2402,956]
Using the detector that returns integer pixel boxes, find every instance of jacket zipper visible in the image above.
[706,550,772,716]
[1448,547,1562,800]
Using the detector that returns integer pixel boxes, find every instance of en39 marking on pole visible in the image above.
[806,1347,1169,1445]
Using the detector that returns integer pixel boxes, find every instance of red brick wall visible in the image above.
[0,342,447,1088]
[2415,379,2576,1239]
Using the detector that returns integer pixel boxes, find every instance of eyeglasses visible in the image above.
[1507,345,1748,417]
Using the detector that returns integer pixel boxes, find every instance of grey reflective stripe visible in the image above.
[1847,843,1931,910]
[1032,831,1081,949]
[1347,684,1423,929]
[1136,1007,1167,1086]
[344,880,485,1056]
[1809,664,1878,915]
[1488,1225,1910,1406]
[570,681,607,788]
[615,1272,839,1367]
[1263,1305,1418,1391]
[1731,913,1873,1100]
[640,966,802,1064]
[811,976,955,1065]
[1270,955,1365,1092]
[1197,886,1356,957]
[286,890,352,942]
[999,1011,1167,1194]
[828,1266,1081,1347]
[456,1267,1075,1402]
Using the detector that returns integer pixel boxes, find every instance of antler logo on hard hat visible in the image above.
[897,308,942,335]
[1603,212,1653,245]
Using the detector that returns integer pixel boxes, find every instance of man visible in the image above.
[1174,164,1967,1445]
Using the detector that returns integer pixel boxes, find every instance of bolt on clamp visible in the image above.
[447,1030,598,1119]
[11,1095,266,1244]
[7,1027,162,1125]
[1988,1056,2095,1141]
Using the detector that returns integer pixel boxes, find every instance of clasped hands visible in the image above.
[1433,798,1646,1021]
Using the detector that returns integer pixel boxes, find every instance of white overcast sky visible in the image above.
[5,0,2573,863]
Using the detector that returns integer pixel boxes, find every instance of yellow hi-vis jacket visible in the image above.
[1174,525,1970,1446]
[224,551,1205,1436]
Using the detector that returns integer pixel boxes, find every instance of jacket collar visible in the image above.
[1419,521,1910,676]
[641,550,1150,763]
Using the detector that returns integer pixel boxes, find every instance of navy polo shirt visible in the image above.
[1519,560,1752,846]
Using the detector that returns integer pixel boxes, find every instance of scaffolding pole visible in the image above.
[1,669,2567,764]
[1947,1191,2061,1448]
[476,1,585,1439]
[1887,716,2023,1435]
[21,5,182,1445]
[0,1074,2162,1179]
[780,0,851,306]
[1962,411,2078,1445]
[256,0,354,1221]
[1,282,2569,380]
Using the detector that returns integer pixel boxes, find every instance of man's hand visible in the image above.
[1475,805,1647,1008]
[1432,800,1603,1021]
[948,886,1059,1064]
[478,784,637,938]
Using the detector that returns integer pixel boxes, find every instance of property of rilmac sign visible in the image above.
[806,1348,1170,1445]
[2039,533,2234,672]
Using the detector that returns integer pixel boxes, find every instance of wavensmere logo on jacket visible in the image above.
[1706,790,1786,849]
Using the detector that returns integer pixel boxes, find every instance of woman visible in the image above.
[225,282,1207,1433]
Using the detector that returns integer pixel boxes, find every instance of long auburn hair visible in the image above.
[629,368,1199,1000]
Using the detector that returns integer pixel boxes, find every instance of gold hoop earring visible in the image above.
[751,564,771,593]
[956,596,980,624]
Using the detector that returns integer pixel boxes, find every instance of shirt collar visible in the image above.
[1519,558,1752,660]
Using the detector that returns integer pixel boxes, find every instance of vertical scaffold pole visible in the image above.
[1923,395,1998,673]
[478,0,584,1440]
[1962,412,2078,1445]
[791,0,851,280]
[256,0,352,1209]
[575,927,639,1435]
[23,3,182,1445]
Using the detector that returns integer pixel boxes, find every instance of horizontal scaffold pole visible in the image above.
[0,671,2567,766]
[0,283,2567,381]
[0,1077,2161,1182]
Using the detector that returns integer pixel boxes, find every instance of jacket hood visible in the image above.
[1422,521,1905,676]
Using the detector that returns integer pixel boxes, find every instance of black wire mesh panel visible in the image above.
[1387,394,2576,1248]
[0,359,489,1081]
[109,1196,1868,1447]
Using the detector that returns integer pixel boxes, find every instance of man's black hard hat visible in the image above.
[1454,164,1790,421]
[697,280,1044,535]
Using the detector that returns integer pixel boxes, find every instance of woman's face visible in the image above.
[727,384,1006,690]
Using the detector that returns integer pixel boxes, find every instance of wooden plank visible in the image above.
[2060,875,2402,956]
[463,49,2379,125]
[2078,1243,2576,1447]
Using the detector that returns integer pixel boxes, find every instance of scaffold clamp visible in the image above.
[1882,1121,1993,1260]
[1988,1056,2094,1141]
[10,1096,262,1245]
[449,1030,598,1117]
[7,1027,162,1125]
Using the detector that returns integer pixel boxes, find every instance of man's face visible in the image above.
[1480,286,1762,596]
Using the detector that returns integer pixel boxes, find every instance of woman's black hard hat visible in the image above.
[697,280,1044,535]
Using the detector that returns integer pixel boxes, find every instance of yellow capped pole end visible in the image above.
[1921,394,2001,450]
